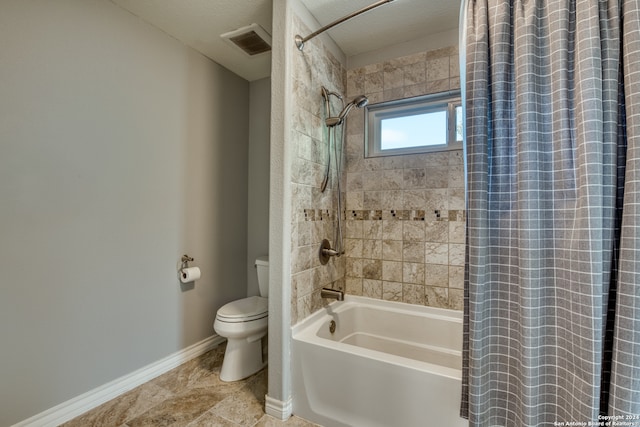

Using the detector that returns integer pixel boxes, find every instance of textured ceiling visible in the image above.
[109,0,460,82]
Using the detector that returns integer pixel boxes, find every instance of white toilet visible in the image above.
[214,256,269,382]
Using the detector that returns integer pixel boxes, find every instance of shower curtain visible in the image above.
[461,0,640,425]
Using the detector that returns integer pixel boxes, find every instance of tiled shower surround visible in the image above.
[289,16,464,323]
[343,46,464,310]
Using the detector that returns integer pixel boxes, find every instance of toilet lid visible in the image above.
[217,296,268,322]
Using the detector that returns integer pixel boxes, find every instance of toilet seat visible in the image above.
[216,296,268,323]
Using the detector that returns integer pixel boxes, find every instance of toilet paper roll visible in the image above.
[180,267,201,283]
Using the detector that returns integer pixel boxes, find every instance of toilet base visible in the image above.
[220,337,267,382]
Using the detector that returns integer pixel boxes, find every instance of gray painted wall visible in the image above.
[0,0,249,424]
[247,78,271,296]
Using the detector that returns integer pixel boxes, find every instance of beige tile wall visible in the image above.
[343,46,465,311]
[289,15,346,325]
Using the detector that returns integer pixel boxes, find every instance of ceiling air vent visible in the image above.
[221,23,272,56]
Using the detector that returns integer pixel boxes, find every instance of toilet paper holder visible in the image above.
[181,254,194,269]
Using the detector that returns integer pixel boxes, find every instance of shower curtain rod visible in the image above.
[294,0,396,51]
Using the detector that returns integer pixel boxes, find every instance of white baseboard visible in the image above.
[13,335,225,427]
[265,395,293,420]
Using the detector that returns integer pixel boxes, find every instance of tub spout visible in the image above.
[321,287,344,301]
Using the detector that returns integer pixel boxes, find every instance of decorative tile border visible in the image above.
[303,209,466,222]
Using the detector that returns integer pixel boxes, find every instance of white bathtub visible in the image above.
[292,296,468,427]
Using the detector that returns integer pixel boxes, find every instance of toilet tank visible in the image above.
[255,256,269,297]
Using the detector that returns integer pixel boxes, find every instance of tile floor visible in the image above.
[61,344,320,427]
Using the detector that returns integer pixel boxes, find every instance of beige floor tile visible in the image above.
[61,383,173,427]
[126,388,227,427]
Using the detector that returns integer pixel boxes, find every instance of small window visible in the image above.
[365,91,462,157]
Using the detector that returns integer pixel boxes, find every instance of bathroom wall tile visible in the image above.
[382,155,404,170]
[382,281,403,302]
[382,260,403,282]
[346,190,364,210]
[382,169,405,190]
[425,242,449,265]
[362,170,381,191]
[425,220,450,243]
[291,245,312,274]
[424,189,449,211]
[293,270,313,298]
[449,55,461,77]
[448,164,465,188]
[312,264,329,291]
[425,286,449,309]
[403,241,425,263]
[382,220,403,241]
[449,221,466,244]
[366,91,384,105]
[427,45,458,60]
[344,219,363,239]
[362,239,382,259]
[449,149,464,166]
[344,238,363,258]
[450,77,461,90]
[362,220,383,240]
[404,62,426,85]
[382,239,403,261]
[427,57,450,81]
[449,289,464,310]
[403,83,428,98]
[449,243,466,266]
[362,259,382,280]
[346,172,363,191]
[347,110,365,136]
[399,51,428,65]
[346,277,363,296]
[403,190,426,210]
[383,64,404,90]
[363,279,383,299]
[383,87,404,102]
[403,221,425,242]
[346,257,363,278]
[365,70,384,93]
[382,190,403,210]
[403,262,425,285]
[425,151,451,167]
[363,157,384,171]
[424,264,449,287]
[404,168,426,189]
[449,266,465,290]
[403,283,426,305]
[424,167,450,188]
[426,79,451,94]
[297,294,313,321]
[363,191,383,210]
[448,187,465,210]
[297,221,312,247]
[347,68,365,95]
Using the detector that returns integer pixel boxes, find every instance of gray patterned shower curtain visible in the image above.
[461,0,640,425]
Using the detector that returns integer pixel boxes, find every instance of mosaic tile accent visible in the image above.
[302,209,465,222]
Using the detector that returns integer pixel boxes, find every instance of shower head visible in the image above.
[325,94,369,127]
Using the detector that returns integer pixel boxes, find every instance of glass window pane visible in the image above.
[380,111,447,150]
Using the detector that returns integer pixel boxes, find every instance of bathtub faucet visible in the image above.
[321,287,344,301]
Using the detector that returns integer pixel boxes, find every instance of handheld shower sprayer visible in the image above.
[325,95,369,127]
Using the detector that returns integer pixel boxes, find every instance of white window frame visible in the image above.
[365,91,462,158]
